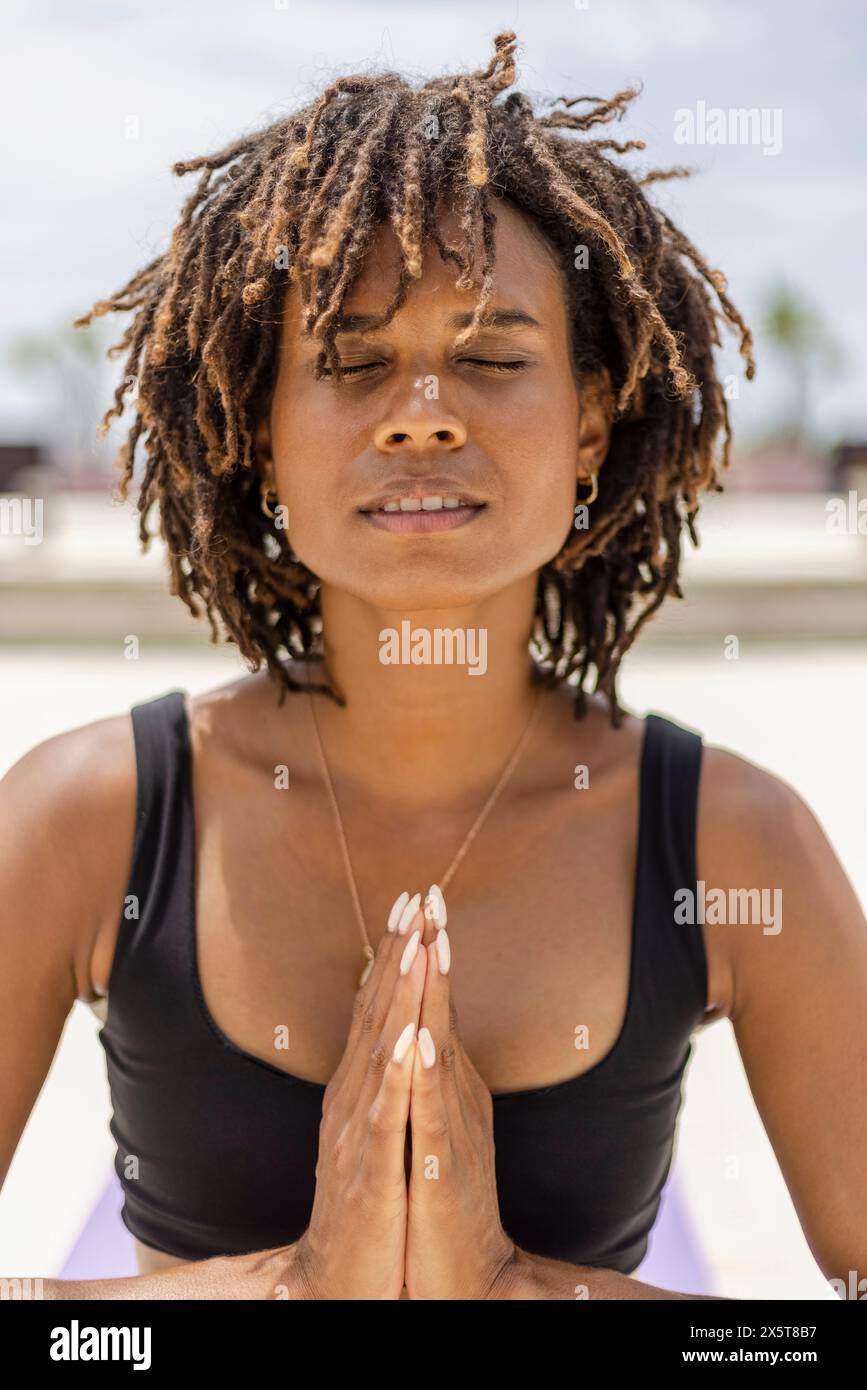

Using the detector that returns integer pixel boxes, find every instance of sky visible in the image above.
[2,0,866,453]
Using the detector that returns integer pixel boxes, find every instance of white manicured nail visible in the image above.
[397,892,421,934]
[424,883,447,928]
[393,1021,416,1063]
[399,929,420,975]
[418,1026,436,1069]
[435,928,451,976]
[387,890,409,932]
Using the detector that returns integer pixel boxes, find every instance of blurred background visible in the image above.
[1,0,865,1299]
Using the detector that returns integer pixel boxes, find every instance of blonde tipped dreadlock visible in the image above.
[74,29,754,724]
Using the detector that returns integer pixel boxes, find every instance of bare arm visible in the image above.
[696,746,867,1285]
[39,1244,306,1300]
[0,718,308,1300]
[494,1249,724,1299]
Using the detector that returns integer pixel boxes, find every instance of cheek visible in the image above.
[269,390,352,513]
[506,452,581,570]
[497,381,580,541]
[267,404,366,583]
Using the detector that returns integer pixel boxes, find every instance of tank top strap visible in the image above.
[632,711,708,1026]
[107,689,193,999]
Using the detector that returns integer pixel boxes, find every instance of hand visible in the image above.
[293,893,427,1299]
[405,892,519,1300]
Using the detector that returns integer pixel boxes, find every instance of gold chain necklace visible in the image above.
[305,663,544,986]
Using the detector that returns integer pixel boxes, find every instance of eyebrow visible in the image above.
[333,307,544,334]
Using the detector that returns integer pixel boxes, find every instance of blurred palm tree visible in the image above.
[6,319,117,483]
[760,282,847,446]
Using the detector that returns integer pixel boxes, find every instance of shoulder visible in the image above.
[0,708,137,847]
[697,740,824,875]
[695,738,866,1019]
[0,709,138,999]
[0,670,282,998]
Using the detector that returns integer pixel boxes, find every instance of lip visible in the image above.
[357,476,486,512]
[361,504,486,534]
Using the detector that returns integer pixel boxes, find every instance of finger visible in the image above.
[423,882,447,934]
[418,928,473,1141]
[419,885,440,951]
[419,883,455,1044]
[367,889,423,1002]
[360,1020,418,1193]
[325,889,415,1110]
[361,908,428,1105]
[425,883,487,1104]
[409,1007,453,1185]
[326,920,392,1101]
[356,888,417,1003]
[419,930,451,1074]
[342,889,421,1065]
[450,1013,490,1123]
[421,882,473,1111]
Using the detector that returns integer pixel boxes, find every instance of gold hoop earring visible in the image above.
[576,471,598,505]
[260,479,279,518]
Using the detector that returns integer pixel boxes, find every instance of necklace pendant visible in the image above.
[358,954,375,989]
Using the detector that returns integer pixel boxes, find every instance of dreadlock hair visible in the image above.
[74,29,755,726]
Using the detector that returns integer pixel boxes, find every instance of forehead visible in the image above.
[281,195,569,338]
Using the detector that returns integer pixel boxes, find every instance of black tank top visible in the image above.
[97,690,707,1274]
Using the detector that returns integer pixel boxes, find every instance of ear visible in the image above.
[576,366,614,476]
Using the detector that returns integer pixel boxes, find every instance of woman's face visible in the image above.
[256,196,610,610]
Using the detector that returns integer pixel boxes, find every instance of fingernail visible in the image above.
[397,891,421,934]
[399,929,420,976]
[387,890,409,932]
[417,1026,436,1069]
[435,928,451,976]
[393,1020,416,1063]
[424,883,447,928]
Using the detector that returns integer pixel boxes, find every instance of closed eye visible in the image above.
[319,358,530,378]
[319,362,381,377]
[460,359,528,373]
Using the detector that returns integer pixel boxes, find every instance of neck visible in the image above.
[303,575,544,813]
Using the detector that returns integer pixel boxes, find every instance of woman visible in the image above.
[2,31,865,1300]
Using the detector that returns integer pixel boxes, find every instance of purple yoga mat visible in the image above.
[59,1169,137,1280]
[635,1171,715,1295]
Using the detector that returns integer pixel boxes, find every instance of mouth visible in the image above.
[358,492,487,534]
[359,500,487,534]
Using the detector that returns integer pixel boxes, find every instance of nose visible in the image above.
[373,400,468,454]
